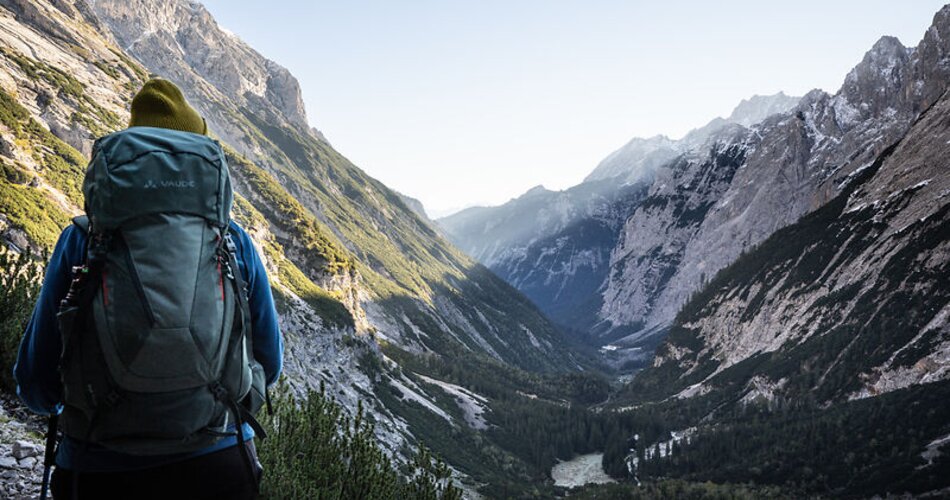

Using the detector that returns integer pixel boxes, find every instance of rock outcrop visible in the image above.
[91,0,311,139]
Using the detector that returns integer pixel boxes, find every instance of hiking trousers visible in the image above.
[50,440,262,500]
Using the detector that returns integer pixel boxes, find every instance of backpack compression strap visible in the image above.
[224,228,272,416]
[213,230,265,493]
[219,233,266,433]
[41,215,107,500]
[61,216,109,355]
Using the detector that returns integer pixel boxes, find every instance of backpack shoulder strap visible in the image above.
[223,229,252,340]
[72,215,90,234]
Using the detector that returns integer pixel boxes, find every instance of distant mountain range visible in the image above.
[584,91,801,184]
[440,14,949,373]
[439,91,801,358]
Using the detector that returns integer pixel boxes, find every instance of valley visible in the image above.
[0,0,947,498]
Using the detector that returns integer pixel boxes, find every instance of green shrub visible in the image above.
[258,384,462,500]
[0,249,43,393]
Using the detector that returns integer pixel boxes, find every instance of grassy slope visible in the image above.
[0,87,76,247]
[223,104,578,371]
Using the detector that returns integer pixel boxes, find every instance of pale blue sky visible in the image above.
[199,1,946,217]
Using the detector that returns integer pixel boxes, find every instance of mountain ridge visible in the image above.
[439,92,801,349]
[624,82,949,409]
[598,13,950,348]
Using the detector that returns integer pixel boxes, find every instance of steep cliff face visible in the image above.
[488,182,649,332]
[599,13,950,343]
[633,87,950,406]
[90,0,311,135]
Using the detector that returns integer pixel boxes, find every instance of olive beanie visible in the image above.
[128,78,207,135]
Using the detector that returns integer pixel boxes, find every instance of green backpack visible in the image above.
[55,127,266,458]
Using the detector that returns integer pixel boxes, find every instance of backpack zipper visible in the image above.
[118,234,157,326]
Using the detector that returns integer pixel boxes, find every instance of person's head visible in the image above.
[128,78,207,135]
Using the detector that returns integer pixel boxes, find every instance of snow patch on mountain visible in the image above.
[417,375,489,430]
[388,375,454,425]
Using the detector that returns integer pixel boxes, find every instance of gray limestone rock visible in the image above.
[11,441,40,460]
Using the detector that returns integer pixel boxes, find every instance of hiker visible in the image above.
[13,79,283,500]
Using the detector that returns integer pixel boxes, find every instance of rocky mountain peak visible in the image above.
[929,3,950,39]
[839,35,911,118]
[522,184,550,197]
[90,0,310,131]
[725,91,801,127]
[869,35,908,59]
[583,134,678,183]
[906,4,950,113]
[586,92,800,185]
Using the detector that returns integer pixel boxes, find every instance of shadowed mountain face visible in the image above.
[438,179,649,336]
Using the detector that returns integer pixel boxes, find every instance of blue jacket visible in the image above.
[14,220,283,472]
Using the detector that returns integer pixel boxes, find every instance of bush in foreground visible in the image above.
[259,384,462,500]
[0,249,42,393]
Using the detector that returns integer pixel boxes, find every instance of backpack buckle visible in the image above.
[88,230,112,261]
[102,390,122,408]
[210,382,230,402]
[224,234,238,254]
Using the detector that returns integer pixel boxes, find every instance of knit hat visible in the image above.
[128,78,207,135]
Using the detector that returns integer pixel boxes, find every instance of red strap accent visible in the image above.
[217,260,225,301]
[101,268,109,306]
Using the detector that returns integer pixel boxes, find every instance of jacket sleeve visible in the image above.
[230,223,283,386]
[14,225,84,415]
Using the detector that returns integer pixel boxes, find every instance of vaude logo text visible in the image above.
[143,179,197,189]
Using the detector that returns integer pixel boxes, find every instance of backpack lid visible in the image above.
[83,126,232,230]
